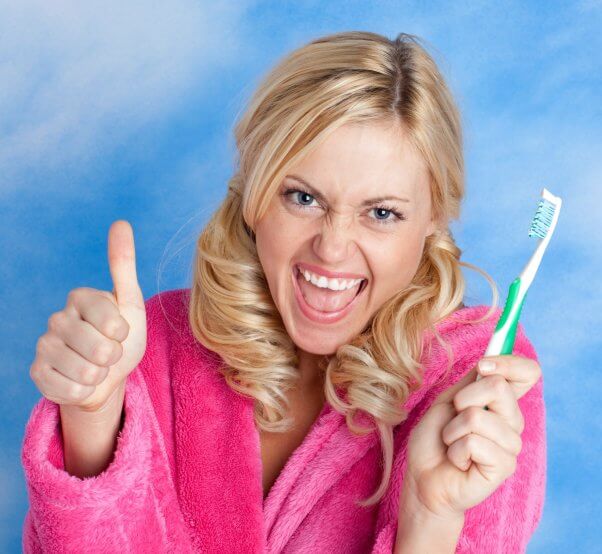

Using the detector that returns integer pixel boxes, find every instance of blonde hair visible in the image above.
[188,31,498,507]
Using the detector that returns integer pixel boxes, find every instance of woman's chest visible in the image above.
[169,365,384,552]
[259,390,326,500]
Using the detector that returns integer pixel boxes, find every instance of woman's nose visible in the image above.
[312,215,357,261]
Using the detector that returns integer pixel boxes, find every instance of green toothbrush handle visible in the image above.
[492,277,528,355]
[480,277,528,411]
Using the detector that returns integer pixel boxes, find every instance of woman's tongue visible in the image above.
[297,272,362,312]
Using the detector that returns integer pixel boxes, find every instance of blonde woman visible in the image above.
[22,31,545,553]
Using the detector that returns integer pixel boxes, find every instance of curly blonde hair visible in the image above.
[188,31,498,507]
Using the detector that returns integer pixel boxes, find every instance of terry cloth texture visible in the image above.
[22,288,546,553]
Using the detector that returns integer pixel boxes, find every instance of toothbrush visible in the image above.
[476,188,562,404]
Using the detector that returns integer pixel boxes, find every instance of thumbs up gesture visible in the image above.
[30,221,147,413]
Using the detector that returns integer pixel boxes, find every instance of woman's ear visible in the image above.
[425,216,439,238]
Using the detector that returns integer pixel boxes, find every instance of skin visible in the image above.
[254,118,437,389]
[253,118,544,549]
[396,355,542,551]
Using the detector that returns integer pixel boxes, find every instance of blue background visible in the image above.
[2,1,600,551]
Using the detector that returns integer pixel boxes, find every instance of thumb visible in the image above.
[108,220,144,308]
[434,366,479,406]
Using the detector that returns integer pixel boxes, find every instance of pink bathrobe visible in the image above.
[21,288,546,553]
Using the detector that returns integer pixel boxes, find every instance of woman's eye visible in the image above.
[281,188,320,208]
[368,207,406,225]
[293,190,316,206]
[371,207,397,223]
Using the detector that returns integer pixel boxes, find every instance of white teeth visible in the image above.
[298,267,363,291]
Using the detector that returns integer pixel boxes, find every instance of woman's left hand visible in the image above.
[400,354,542,521]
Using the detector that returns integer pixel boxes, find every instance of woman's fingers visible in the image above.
[442,405,523,457]
[48,309,123,368]
[446,432,517,483]
[476,354,542,399]
[38,332,110,386]
[30,356,96,405]
[453,373,525,434]
[65,287,129,342]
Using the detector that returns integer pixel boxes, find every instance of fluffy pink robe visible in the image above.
[21,288,546,553]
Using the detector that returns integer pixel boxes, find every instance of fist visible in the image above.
[30,220,147,413]
[401,354,542,519]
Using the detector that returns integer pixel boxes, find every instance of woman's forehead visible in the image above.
[285,121,430,201]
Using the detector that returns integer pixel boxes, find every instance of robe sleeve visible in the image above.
[370,322,547,554]
[20,297,195,553]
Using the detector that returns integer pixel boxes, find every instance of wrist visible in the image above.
[60,382,126,423]
[395,489,465,554]
[59,386,126,479]
[400,493,465,526]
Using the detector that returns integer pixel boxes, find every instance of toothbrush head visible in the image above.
[528,188,562,241]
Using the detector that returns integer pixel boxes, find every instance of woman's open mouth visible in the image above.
[292,264,368,324]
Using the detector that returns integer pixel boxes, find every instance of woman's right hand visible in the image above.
[30,220,147,415]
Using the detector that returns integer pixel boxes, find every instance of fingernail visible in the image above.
[479,360,496,373]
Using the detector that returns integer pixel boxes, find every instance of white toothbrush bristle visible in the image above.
[528,188,562,239]
[518,187,562,288]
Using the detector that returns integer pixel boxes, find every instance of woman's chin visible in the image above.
[287,328,350,356]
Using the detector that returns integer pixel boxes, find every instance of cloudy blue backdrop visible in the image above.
[2,1,600,551]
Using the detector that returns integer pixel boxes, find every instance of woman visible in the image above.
[22,31,545,552]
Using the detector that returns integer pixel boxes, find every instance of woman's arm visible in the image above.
[60,382,125,478]
[21,294,195,553]
[372,320,546,554]
[394,493,464,554]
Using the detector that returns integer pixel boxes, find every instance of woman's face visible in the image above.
[255,119,437,356]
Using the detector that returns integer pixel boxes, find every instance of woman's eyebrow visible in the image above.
[285,174,411,204]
